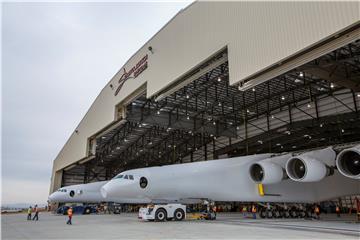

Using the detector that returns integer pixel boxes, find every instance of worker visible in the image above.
[242,205,247,217]
[314,205,320,220]
[251,205,257,219]
[335,205,341,218]
[27,206,32,220]
[66,207,73,225]
[212,205,217,217]
[32,205,39,221]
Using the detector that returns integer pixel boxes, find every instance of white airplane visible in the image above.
[48,180,150,203]
[101,146,360,204]
[48,181,109,203]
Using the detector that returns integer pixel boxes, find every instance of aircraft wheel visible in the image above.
[273,210,281,218]
[174,209,185,221]
[266,211,273,218]
[290,210,298,218]
[299,211,306,218]
[84,207,91,215]
[284,211,290,218]
[259,210,266,218]
[155,209,167,222]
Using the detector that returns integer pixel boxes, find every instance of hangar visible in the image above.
[50,1,360,209]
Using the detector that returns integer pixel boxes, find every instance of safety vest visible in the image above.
[67,209,73,216]
[28,208,32,214]
[252,206,257,213]
[315,207,320,213]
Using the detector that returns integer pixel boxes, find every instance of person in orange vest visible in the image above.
[251,205,257,219]
[66,207,73,225]
[314,205,320,220]
[335,205,341,218]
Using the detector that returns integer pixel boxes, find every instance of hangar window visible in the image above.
[140,177,148,188]
[129,175,134,180]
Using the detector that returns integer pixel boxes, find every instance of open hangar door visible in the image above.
[61,37,360,188]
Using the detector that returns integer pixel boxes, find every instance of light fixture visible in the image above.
[124,139,128,142]
[258,140,263,144]
[341,129,345,133]
[218,102,222,107]
[252,88,256,92]
[276,143,281,146]
[157,110,160,115]
[330,83,335,88]
[281,96,285,100]
[132,102,136,106]
[357,93,360,98]
[292,146,297,149]
[246,109,250,113]
[217,77,221,82]
[148,142,152,145]
[271,115,274,119]
[186,115,190,120]
[236,126,240,130]
[213,121,216,125]
[320,123,323,128]
[299,72,304,77]
[307,103,311,108]
[186,95,190,99]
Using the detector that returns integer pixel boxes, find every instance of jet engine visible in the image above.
[249,155,290,184]
[336,145,360,179]
[285,148,335,182]
[249,161,286,184]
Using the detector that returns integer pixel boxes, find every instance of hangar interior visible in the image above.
[62,38,360,206]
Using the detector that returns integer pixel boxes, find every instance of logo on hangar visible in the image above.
[114,54,148,96]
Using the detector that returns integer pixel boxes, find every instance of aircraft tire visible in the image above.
[284,211,290,218]
[290,210,298,218]
[155,209,167,222]
[273,210,281,218]
[266,211,273,218]
[259,210,266,218]
[84,207,91,215]
[299,211,306,218]
[174,209,185,221]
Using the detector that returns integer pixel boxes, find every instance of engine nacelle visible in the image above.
[249,161,286,184]
[336,145,360,179]
[285,147,335,182]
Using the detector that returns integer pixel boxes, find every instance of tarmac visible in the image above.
[2,212,359,239]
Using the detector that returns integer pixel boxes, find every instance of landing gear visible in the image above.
[258,203,309,219]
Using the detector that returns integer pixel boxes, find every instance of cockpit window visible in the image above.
[129,175,134,180]
[114,174,123,179]
[124,175,128,179]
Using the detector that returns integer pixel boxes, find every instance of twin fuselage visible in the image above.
[49,145,360,204]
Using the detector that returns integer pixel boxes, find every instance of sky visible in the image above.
[1,1,192,205]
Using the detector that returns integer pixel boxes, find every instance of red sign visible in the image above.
[114,54,148,96]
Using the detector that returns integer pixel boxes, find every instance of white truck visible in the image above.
[138,203,186,221]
